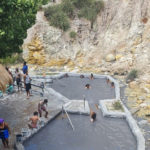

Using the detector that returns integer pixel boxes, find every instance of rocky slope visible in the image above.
[22,0,150,118]
[23,0,150,75]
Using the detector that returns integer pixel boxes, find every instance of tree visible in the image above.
[0,0,48,58]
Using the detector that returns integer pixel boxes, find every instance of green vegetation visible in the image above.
[126,69,138,82]
[78,1,104,28]
[69,31,77,38]
[45,2,71,31]
[44,0,104,30]
[62,0,74,18]
[112,101,124,111]
[0,54,23,65]
[0,0,49,59]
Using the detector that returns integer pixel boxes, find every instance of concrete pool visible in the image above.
[24,75,137,150]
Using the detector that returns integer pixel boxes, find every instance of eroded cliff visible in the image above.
[23,0,150,75]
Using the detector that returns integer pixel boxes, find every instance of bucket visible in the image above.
[16,134,22,143]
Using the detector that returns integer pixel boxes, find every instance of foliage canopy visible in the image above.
[0,0,49,58]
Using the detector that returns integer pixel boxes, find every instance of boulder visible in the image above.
[129,81,138,89]
[105,54,116,62]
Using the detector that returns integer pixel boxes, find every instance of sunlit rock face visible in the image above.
[23,0,150,74]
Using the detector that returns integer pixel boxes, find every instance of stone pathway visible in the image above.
[0,86,64,150]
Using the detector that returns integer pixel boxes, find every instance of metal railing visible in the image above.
[62,106,75,131]
[13,81,44,96]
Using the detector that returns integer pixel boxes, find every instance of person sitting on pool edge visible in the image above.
[28,111,40,129]
[90,111,96,122]
[38,99,48,118]
[0,118,11,148]
[85,84,91,89]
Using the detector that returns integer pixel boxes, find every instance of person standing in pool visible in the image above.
[90,111,96,122]
[38,99,48,118]
[0,119,11,148]
[90,73,94,80]
[28,111,40,129]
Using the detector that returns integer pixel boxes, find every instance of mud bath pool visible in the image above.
[24,76,137,150]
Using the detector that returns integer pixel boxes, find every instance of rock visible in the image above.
[141,87,150,94]
[115,54,123,60]
[131,107,140,115]
[138,120,148,125]
[140,103,147,108]
[138,96,145,101]
[105,54,116,62]
[129,81,138,89]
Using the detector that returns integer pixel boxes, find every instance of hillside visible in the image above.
[23,0,150,76]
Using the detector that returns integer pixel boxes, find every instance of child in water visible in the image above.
[90,111,96,122]
[85,84,91,89]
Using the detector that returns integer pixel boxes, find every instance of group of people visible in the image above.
[0,71,99,148]
[15,62,32,99]
[84,73,97,122]
[106,78,115,88]
[5,62,32,99]
[0,99,49,148]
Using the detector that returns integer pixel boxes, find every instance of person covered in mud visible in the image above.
[0,119,11,148]
[85,84,91,89]
[90,111,96,122]
[28,111,40,129]
[38,99,48,118]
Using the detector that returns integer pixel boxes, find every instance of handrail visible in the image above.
[62,106,75,131]
[13,81,44,96]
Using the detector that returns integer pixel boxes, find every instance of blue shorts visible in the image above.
[0,130,9,139]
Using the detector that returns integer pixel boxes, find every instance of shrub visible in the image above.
[44,0,104,30]
[44,5,62,19]
[51,12,70,31]
[45,5,70,31]
[112,101,123,111]
[69,31,76,38]
[126,69,138,82]
[72,0,91,9]
[0,54,23,65]
[78,1,104,28]
[61,0,74,18]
